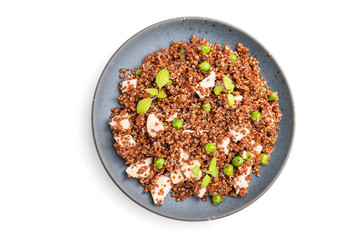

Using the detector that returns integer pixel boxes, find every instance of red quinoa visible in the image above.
[109,35,282,205]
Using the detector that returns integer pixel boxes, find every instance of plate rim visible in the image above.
[91,16,296,221]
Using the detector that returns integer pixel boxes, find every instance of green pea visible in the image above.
[200,61,211,71]
[201,45,211,54]
[260,86,266,92]
[250,111,261,120]
[201,103,211,113]
[232,156,244,167]
[172,119,183,130]
[205,143,216,153]
[179,48,185,55]
[230,53,237,61]
[163,121,168,126]
[268,92,278,101]
[135,69,140,76]
[223,164,234,176]
[260,154,269,165]
[167,79,173,85]
[154,158,165,169]
[246,151,255,160]
[212,194,222,204]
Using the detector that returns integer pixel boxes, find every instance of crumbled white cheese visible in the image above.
[146,113,164,137]
[219,137,230,155]
[229,127,250,142]
[121,79,137,92]
[198,187,207,198]
[151,175,172,206]
[170,169,184,184]
[125,157,152,178]
[181,160,202,181]
[114,134,136,147]
[194,71,216,98]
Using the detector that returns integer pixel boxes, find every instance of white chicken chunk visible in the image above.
[179,148,190,163]
[166,112,178,122]
[170,169,184,184]
[114,134,136,147]
[233,165,253,194]
[147,113,164,137]
[109,112,131,131]
[181,160,202,181]
[126,157,152,178]
[198,187,207,198]
[233,95,243,105]
[194,71,216,98]
[254,144,263,153]
[229,127,250,142]
[151,175,172,206]
[121,79,137,92]
[219,137,230,155]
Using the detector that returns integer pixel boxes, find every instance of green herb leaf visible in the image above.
[223,76,235,93]
[214,86,224,95]
[229,84,235,93]
[136,98,153,113]
[156,68,169,89]
[192,165,200,177]
[209,157,217,171]
[207,157,218,177]
[201,174,211,188]
[146,88,159,96]
[223,76,234,91]
[157,91,167,98]
[227,93,234,107]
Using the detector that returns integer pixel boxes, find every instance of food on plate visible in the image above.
[109,35,282,206]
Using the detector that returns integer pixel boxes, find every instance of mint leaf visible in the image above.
[229,83,235,93]
[223,76,235,93]
[146,88,158,96]
[209,157,217,170]
[157,91,167,98]
[136,98,152,113]
[156,68,169,89]
[207,157,218,177]
[214,86,223,95]
[201,174,211,188]
[192,165,200,177]
[227,93,234,107]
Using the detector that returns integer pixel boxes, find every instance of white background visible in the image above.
[1,0,359,239]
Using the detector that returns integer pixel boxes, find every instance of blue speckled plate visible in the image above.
[92,17,295,221]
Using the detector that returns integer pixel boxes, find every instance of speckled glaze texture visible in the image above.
[92,17,295,221]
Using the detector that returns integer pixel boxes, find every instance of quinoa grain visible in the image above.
[109,36,282,205]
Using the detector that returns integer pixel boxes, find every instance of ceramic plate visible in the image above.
[92,17,295,221]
